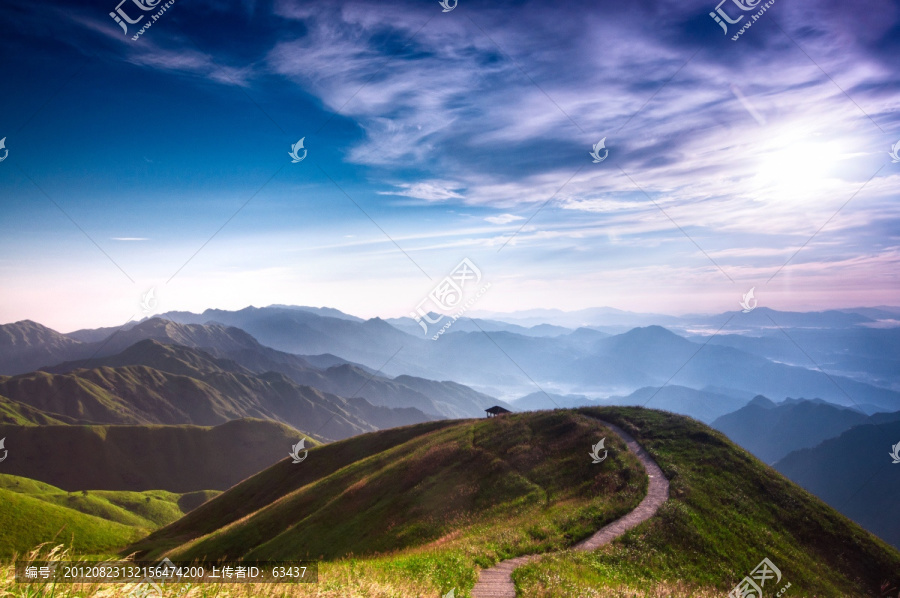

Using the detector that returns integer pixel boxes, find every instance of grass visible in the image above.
[0,490,144,558]
[512,407,900,597]
[0,418,305,492]
[135,411,645,568]
[0,474,221,559]
[0,395,71,425]
[2,546,452,597]
[3,408,900,597]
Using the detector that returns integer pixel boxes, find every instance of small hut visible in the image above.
[485,406,511,418]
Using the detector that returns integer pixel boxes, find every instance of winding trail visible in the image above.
[470,420,670,598]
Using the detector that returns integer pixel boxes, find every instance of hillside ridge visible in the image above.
[471,418,669,597]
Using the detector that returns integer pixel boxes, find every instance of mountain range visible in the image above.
[3,304,900,557]
[0,418,305,492]
[1,317,507,421]
[711,396,880,464]
[149,306,900,411]
[775,419,900,550]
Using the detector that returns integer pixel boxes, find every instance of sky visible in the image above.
[0,0,898,332]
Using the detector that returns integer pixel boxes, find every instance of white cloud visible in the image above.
[377,181,465,201]
[485,214,525,225]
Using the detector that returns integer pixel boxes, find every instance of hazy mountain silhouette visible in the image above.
[775,419,900,548]
[712,397,873,463]
[4,307,899,421]
[0,418,301,492]
[511,385,744,422]
[0,320,85,375]
[144,309,900,411]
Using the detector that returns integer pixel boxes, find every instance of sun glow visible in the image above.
[754,136,845,201]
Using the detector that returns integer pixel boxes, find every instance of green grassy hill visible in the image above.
[0,474,221,558]
[513,407,900,597]
[0,418,308,492]
[130,408,900,597]
[129,411,647,565]
[0,473,220,526]
[0,488,144,558]
[0,394,76,425]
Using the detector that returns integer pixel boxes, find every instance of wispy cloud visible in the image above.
[485,214,525,225]
[377,181,465,201]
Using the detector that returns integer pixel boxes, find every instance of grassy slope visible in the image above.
[7,408,898,597]
[0,474,221,558]
[0,418,307,492]
[130,412,646,569]
[0,489,143,558]
[127,419,463,558]
[0,394,74,425]
[0,341,430,440]
[513,407,900,597]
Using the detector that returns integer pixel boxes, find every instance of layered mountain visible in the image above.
[0,394,77,425]
[0,418,304,492]
[563,326,900,411]
[5,309,898,421]
[386,315,573,338]
[711,396,879,463]
[147,307,900,412]
[511,385,745,422]
[41,319,505,419]
[511,391,598,411]
[775,419,900,549]
[0,341,432,440]
[0,320,85,376]
[704,325,900,391]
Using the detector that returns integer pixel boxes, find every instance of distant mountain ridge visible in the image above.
[0,340,433,439]
[13,318,506,419]
[775,419,900,549]
[512,385,745,423]
[148,307,900,410]
[0,418,304,492]
[3,306,899,419]
[712,396,877,463]
[0,320,86,376]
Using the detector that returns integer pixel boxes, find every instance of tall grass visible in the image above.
[2,544,446,598]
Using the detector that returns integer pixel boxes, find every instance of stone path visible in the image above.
[470,420,670,598]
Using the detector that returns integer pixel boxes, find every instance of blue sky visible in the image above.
[0,0,898,331]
